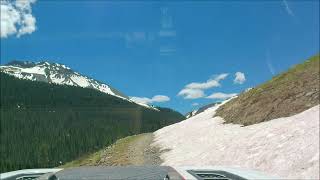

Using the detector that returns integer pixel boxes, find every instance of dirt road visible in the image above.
[61,133,162,167]
[97,133,162,166]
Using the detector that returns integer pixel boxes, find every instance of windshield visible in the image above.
[0,1,319,180]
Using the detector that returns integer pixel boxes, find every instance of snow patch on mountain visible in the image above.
[153,100,319,179]
[49,74,64,84]
[70,75,91,87]
[0,61,156,110]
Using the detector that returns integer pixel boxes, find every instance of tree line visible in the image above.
[0,73,184,172]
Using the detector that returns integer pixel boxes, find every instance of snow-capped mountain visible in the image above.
[0,60,156,110]
[185,101,222,118]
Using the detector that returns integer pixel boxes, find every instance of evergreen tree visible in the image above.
[0,73,185,172]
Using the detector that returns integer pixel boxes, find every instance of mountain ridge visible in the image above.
[0,60,156,110]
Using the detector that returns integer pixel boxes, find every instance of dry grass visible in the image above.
[215,54,319,125]
[59,133,158,168]
[59,134,141,168]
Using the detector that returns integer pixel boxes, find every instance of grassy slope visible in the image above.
[215,54,319,125]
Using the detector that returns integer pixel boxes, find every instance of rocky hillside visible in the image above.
[215,54,319,125]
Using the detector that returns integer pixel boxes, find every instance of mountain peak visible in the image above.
[1,60,156,110]
[1,60,126,99]
[6,60,36,68]
[6,60,72,70]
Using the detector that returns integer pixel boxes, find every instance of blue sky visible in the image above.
[1,0,319,114]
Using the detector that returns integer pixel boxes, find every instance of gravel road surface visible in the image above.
[97,133,162,166]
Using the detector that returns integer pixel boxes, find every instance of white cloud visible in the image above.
[178,73,228,99]
[130,97,151,104]
[185,73,228,90]
[282,0,295,17]
[18,13,36,36]
[234,72,246,84]
[152,95,170,102]
[15,0,36,10]
[178,88,205,99]
[0,0,37,38]
[1,3,20,38]
[206,92,237,100]
[130,95,170,105]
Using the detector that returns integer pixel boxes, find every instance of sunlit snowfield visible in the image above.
[153,101,319,179]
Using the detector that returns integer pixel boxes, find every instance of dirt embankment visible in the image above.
[60,133,162,168]
[215,54,319,125]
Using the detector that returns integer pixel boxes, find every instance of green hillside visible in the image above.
[215,54,319,125]
[0,73,185,172]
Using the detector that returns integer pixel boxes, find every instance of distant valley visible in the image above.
[0,62,185,172]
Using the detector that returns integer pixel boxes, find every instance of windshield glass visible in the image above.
[1,1,319,180]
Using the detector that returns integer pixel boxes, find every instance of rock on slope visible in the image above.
[215,55,319,125]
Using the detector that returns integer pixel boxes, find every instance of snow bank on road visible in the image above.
[153,104,319,179]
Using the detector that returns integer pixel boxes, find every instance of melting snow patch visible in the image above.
[21,66,46,75]
[70,75,90,87]
[153,103,320,179]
